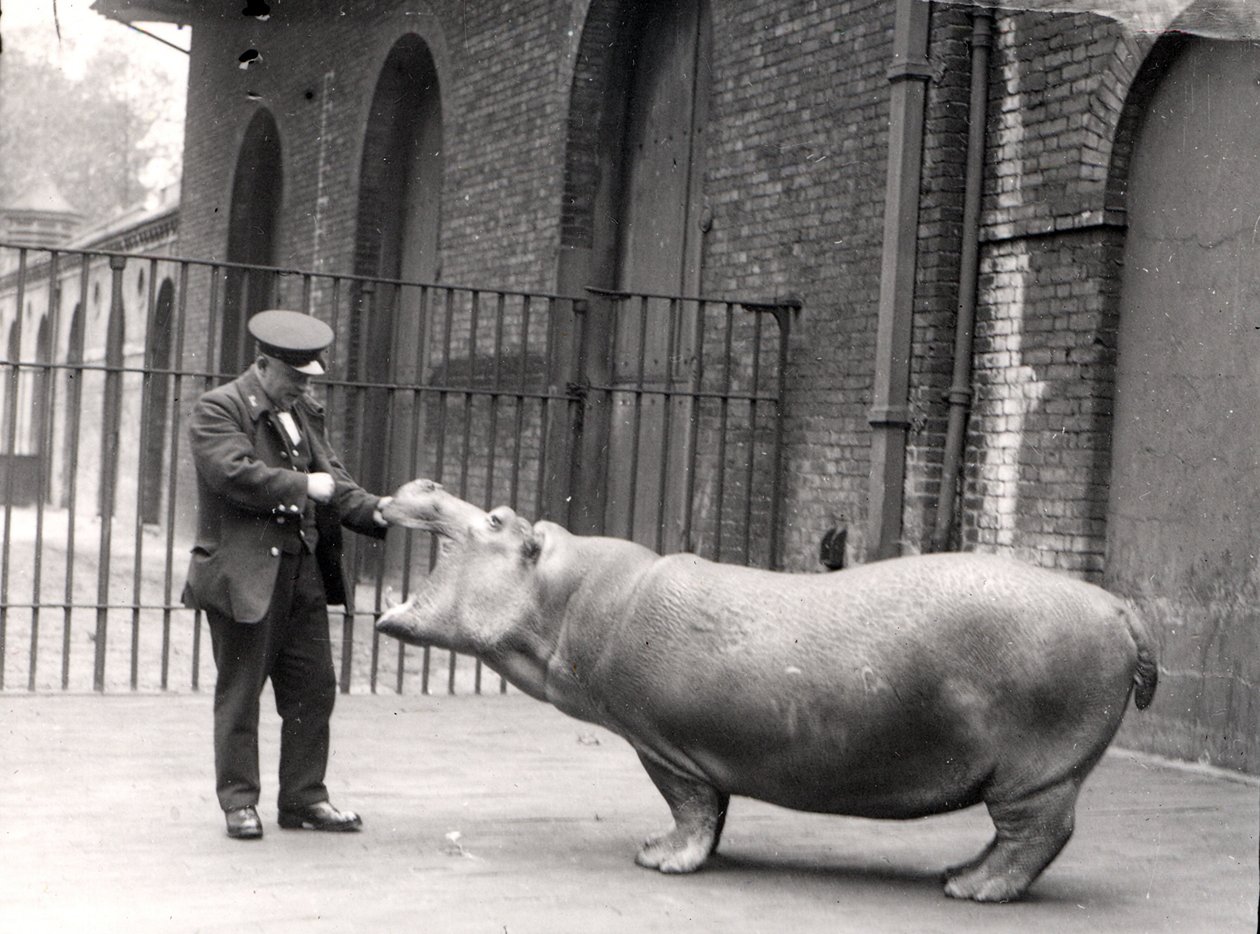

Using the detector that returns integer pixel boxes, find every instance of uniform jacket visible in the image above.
[182,365,386,623]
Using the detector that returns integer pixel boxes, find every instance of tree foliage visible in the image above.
[0,26,185,229]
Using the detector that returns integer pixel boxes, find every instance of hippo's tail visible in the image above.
[1118,602,1158,710]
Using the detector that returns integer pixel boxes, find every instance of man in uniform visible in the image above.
[183,309,392,839]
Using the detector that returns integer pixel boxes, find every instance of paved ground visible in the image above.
[1,693,1256,934]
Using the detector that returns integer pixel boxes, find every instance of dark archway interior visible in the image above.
[222,108,283,377]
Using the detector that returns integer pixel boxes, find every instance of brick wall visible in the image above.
[176,0,913,572]
[963,228,1121,575]
[703,0,898,568]
[958,10,1136,572]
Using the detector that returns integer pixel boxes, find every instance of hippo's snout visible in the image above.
[382,478,446,527]
[384,479,488,537]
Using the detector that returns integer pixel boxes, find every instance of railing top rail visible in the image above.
[584,285,803,312]
[0,241,579,304]
[0,241,804,314]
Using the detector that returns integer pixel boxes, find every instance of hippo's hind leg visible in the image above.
[634,752,728,874]
[943,776,1081,902]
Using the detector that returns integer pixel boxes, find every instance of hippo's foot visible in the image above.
[634,752,729,874]
[943,777,1080,902]
[636,824,714,873]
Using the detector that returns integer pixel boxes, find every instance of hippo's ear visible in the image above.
[521,532,542,563]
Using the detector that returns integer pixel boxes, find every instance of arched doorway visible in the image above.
[567,0,712,550]
[351,34,444,497]
[1106,37,1260,771]
[222,108,282,377]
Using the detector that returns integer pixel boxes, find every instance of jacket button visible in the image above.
[277,517,286,525]
[269,547,280,557]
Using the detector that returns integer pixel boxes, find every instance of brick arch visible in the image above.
[1102,31,1191,217]
[559,0,636,254]
[351,32,444,291]
[349,31,445,496]
[223,106,283,375]
[1101,1,1239,216]
[559,0,712,279]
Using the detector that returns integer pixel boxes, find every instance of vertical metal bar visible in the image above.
[510,294,529,511]
[477,291,509,695]
[395,283,430,695]
[766,307,793,570]
[193,265,226,691]
[62,257,91,690]
[533,296,554,525]
[680,299,706,553]
[563,295,590,529]
[459,290,478,501]
[507,295,537,694]
[625,295,650,539]
[369,279,400,690]
[713,304,735,562]
[433,288,454,694]
[29,251,61,690]
[204,265,224,387]
[160,262,192,690]
[94,254,128,692]
[596,295,618,536]
[653,298,680,554]
[355,283,380,695]
[485,291,505,508]
[460,290,480,693]
[0,248,27,691]
[326,276,358,695]
[741,310,766,566]
[129,258,160,690]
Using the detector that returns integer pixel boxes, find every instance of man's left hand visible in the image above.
[373,496,393,527]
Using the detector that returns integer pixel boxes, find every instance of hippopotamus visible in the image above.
[376,479,1158,902]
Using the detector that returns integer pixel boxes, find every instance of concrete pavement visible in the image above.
[1,692,1256,933]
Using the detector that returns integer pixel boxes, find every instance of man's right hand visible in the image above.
[307,472,335,504]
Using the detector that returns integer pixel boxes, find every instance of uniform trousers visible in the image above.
[207,548,337,812]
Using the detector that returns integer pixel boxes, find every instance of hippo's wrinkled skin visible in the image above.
[377,479,1158,902]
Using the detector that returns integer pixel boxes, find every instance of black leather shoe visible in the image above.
[225,805,263,839]
[277,801,362,832]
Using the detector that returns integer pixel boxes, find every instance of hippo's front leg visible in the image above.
[634,753,730,873]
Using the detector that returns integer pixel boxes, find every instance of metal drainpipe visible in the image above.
[930,7,993,553]
[866,0,933,561]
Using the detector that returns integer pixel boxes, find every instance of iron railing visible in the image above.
[0,242,795,694]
